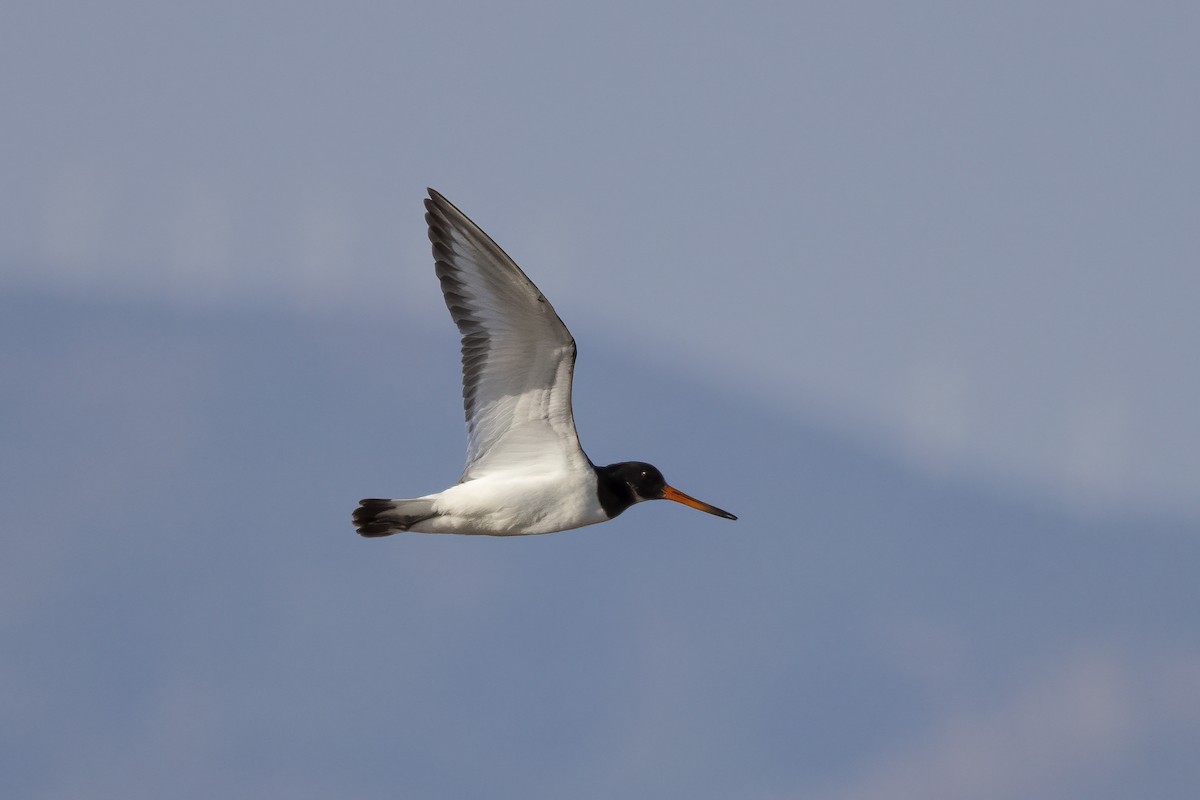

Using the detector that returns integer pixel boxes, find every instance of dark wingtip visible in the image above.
[425,187,452,211]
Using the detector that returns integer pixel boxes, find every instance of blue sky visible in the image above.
[5,0,1198,519]
[4,3,1200,798]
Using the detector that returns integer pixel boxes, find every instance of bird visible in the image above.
[352,189,737,537]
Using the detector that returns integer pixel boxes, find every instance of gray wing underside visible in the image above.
[424,189,584,480]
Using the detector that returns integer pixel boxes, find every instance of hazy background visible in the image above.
[3,2,1198,798]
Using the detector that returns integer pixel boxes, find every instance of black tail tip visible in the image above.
[353,498,399,538]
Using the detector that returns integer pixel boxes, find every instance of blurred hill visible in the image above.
[3,289,1198,800]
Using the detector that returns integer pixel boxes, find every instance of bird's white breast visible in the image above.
[411,462,609,536]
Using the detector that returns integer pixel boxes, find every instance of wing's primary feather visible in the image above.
[424,189,584,479]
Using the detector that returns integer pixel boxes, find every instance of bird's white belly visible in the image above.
[412,469,608,535]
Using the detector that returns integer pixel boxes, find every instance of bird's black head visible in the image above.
[594,461,737,521]
[608,461,668,501]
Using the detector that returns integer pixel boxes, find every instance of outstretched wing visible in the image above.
[425,189,584,480]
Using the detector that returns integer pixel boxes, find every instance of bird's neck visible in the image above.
[593,463,638,519]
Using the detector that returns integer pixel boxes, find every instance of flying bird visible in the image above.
[353,189,736,537]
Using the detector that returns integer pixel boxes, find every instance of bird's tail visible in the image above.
[353,498,438,537]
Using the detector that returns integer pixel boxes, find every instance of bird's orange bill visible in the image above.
[661,485,737,520]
